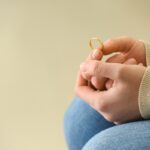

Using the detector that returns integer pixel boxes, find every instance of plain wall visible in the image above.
[0,0,150,149]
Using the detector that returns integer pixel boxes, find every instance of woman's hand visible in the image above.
[76,60,146,124]
[81,36,146,90]
[102,36,146,66]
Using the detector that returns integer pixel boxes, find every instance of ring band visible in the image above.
[89,37,104,50]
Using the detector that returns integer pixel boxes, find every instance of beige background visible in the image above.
[0,0,150,149]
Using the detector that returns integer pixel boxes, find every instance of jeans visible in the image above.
[64,97,150,150]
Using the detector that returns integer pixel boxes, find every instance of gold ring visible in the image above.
[89,37,104,50]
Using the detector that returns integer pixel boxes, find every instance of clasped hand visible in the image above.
[75,36,146,124]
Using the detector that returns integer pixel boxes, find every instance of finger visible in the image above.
[79,54,91,82]
[75,85,98,105]
[75,82,106,109]
[81,74,103,90]
[75,71,103,106]
[105,58,138,90]
[92,53,126,90]
[82,49,103,81]
[87,49,103,61]
[89,49,104,89]
[75,71,88,89]
[106,53,126,63]
[80,71,97,90]
[80,49,103,81]
[80,71,91,81]
[89,76,107,90]
[88,81,97,90]
[104,53,125,90]
[102,36,135,55]
[78,47,103,91]
[80,60,123,80]
[105,79,113,90]
[81,58,107,90]
[92,49,103,60]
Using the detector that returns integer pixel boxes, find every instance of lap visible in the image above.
[64,97,115,150]
[82,120,150,150]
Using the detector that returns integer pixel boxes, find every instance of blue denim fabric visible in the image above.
[64,97,150,150]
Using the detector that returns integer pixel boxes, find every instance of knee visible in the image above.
[82,122,150,150]
[63,96,91,150]
[82,124,133,150]
[64,96,97,131]
[82,127,118,150]
[64,97,91,134]
[64,97,84,128]
[63,97,115,150]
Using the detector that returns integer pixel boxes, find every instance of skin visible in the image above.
[75,36,146,124]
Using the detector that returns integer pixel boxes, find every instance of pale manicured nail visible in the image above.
[92,49,99,58]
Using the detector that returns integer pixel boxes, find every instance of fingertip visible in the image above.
[92,49,103,60]
[102,39,114,55]
[102,36,134,55]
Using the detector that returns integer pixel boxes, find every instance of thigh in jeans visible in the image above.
[64,96,115,150]
[82,120,150,150]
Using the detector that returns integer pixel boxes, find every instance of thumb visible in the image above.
[102,36,135,55]
[80,60,123,80]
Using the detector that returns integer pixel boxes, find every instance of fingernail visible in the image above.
[80,62,87,72]
[92,49,99,58]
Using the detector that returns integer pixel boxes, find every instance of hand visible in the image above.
[76,60,146,124]
[81,57,139,90]
[102,36,146,65]
[81,36,146,90]
[80,48,104,90]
